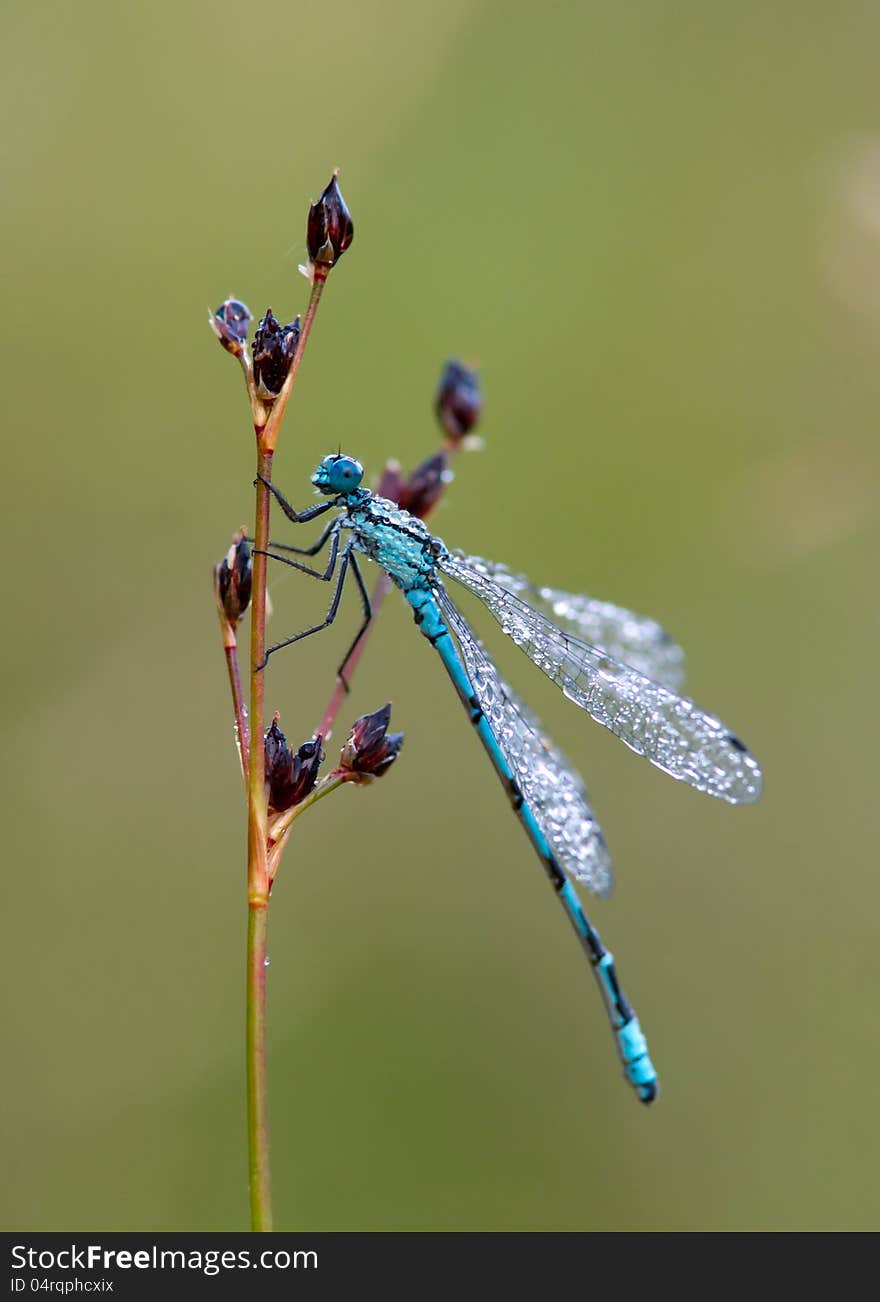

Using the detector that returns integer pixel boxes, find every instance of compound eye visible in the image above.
[331,456,363,491]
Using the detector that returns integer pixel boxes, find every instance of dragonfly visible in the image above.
[258,453,763,1104]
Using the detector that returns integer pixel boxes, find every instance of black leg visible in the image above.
[256,473,333,524]
[255,525,340,582]
[267,517,338,558]
[335,553,373,689]
[260,546,352,669]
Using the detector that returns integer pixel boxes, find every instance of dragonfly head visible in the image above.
[311,453,364,497]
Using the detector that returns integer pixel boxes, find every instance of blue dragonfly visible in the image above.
[258,453,763,1103]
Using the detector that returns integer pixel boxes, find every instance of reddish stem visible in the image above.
[245,448,274,1231]
[247,450,273,903]
[224,638,250,785]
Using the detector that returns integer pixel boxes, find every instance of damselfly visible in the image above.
[259,454,763,1103]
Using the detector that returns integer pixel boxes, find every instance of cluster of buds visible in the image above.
[209,171,353,400]
[263,704,404,816]
[211,299,302,401]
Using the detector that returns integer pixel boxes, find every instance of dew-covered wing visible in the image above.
[439,554,762,805]
[435,585,614,897]
[448,553,686,691]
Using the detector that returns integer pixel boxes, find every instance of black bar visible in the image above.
[3,1232,626,1298]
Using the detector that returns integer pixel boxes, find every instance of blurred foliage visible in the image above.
[2,0,879,1230]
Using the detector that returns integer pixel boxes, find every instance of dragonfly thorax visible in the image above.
[347,494,447,590]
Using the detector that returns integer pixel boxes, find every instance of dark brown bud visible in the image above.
[306,170,354,268]
[339,704,404,780]
[216,529,252,624]
[398,451,452,518]
[252,309,301,397]
[265,717,324,811]
[210,297,252,356]
[436,360,482,442]
[375,453,452,519]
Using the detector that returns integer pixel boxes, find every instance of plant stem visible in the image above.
[243,270,332,1231]
[217,609,250,787]
[246,449,273,1230]
[248,450,273,904]
[246,904,272,1231]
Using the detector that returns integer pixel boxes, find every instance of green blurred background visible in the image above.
[3,1,879,1231]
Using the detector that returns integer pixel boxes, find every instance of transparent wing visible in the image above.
[449,552,686,691]
[435,584,614,898]
[439,554,762,805]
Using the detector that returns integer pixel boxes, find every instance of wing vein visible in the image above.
[436,584,614,897]
[439,553,762,805]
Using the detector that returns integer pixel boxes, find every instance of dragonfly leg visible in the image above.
[267,516,338,557]
[335,553,373,691]
[259,543,351,668]
[255,524,340,582]
[256,473,334,524]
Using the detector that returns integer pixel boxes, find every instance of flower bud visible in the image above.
[399,451,452,518]
[265,717,324,811]
[252,309,301,397]
[215,529,252,624]
[210,297,252,357]
[435,360,482,442]
[339,704,404,780]
[306,170,354,268]
[376,453,452,519]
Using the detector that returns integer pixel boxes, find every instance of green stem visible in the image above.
[247,904,272,1231]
